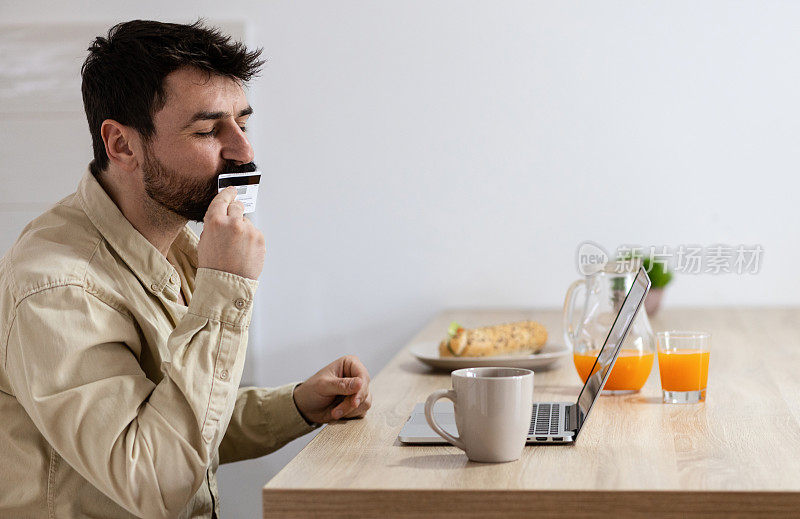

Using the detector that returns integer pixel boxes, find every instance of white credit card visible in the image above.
[218,171,261,214]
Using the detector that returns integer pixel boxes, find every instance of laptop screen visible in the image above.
[573,267,651,436]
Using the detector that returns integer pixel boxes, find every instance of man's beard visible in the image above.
[142,145,257,223]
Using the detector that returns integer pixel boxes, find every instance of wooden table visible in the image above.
[263,308,800,518]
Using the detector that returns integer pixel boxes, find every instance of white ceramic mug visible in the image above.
[425,367,534,463]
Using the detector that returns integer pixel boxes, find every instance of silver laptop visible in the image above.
[398,266,651,445]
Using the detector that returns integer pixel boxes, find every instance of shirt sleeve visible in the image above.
[218,382,322,464]
[6,267,256,519]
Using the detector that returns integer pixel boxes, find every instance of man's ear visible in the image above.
[100,119,141,172]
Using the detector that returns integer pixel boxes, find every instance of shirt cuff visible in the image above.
[280,381,323,433]
[187,267,258,327]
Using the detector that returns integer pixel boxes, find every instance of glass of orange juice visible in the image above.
[656,331,711,404]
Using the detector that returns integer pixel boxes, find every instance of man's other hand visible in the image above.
[292,355,372,424]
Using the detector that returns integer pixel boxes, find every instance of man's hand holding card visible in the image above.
[217,165,261,214]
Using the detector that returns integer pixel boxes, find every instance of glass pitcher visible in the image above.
[563,260,655,394]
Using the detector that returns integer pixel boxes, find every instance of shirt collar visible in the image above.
[77,167,199,294]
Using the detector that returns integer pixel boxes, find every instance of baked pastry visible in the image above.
[438,321,547,357]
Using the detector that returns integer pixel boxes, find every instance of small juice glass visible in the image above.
[656,331,711,404]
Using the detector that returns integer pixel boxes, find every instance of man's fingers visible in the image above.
[332,382,372,420]
[227,200,245,218]
[331,392,368,420]
[322,376,362,397]
[330,396,352,419]
[353,378,369,408]
[342,392,372,419]
[342,355,370,383]
[205,186,238,220]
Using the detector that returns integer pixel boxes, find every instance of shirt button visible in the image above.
[150,283,159,292]
[234,298,246,309]
[170,273,179,285]
[219,370,229,380]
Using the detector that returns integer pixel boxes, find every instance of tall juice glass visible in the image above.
[657,331,711,404]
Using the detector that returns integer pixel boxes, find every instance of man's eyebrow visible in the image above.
[182,106,253,129]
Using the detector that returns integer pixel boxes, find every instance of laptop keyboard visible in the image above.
[529,403,560,436]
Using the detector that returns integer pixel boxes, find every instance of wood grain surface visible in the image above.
[263,308,800,518]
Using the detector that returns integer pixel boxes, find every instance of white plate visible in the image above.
[409,340,570,371]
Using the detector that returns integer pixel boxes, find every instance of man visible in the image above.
[0,20,371,518]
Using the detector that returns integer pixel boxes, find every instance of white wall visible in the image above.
[2,1,799,517]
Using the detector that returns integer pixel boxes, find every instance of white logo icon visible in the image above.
[576,241,609,275]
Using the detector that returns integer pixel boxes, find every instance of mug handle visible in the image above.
[424,389,465,450]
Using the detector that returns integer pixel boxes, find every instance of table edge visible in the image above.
[262,489,800,518]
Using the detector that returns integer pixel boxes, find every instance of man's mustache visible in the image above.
[219,161,257,175]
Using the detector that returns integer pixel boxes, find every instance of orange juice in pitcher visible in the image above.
[573,349,654,391]
[564,259,655,393]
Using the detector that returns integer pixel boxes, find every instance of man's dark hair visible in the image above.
[81,19,264,176]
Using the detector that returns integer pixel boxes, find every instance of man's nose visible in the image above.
[221,123,254,164]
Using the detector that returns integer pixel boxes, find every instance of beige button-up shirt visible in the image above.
[0,168,320,518]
